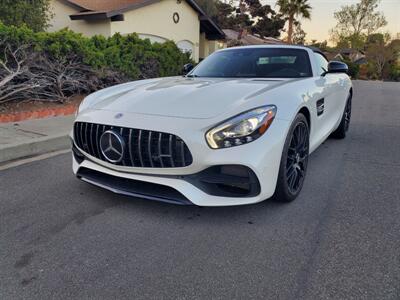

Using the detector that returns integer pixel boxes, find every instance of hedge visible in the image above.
[342,59,360,79]
[0,22,192,80]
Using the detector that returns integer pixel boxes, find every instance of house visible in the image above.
[48,0,225,62]
[222,29,285,47]
[334,48,366,64]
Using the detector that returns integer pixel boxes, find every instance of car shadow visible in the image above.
[77,178,292,227]
[73,135,343,225]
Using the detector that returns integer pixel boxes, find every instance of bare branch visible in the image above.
[0,43,128,105]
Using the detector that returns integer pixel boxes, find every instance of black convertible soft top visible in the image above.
[306,46,328,60]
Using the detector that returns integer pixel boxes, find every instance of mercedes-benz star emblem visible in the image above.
[100,130,125,163]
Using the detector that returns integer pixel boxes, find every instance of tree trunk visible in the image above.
[287,15,294,44]
[238,0,246,40]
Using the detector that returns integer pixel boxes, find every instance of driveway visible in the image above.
[1,80,400,299]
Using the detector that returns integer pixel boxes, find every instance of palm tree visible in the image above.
[277,0,312,44]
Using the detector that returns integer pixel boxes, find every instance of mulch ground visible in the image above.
[0,96,85,123]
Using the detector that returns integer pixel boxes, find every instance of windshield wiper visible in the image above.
[186,74,198,78]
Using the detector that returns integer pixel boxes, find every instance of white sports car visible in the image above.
[72,45,352,206]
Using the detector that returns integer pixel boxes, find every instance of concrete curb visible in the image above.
[0,104,78,123]
[0,134,71,164]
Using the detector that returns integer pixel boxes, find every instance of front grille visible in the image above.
[73,122,193,168]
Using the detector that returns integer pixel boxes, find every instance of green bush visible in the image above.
[342,59,360,79]
[0,23,192,80]
[0,0,52,32]
[389,64,400,81]
[364,62,380,80]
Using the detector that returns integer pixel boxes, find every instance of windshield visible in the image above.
[189,48,312,78]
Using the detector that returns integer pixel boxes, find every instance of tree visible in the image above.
[366,32,390,46]
[365,35,393,79]
[308,40,329,51]
[214,1,237,29]
[213,0,285,39]
[250,3,286,38]
[333,34,367,50]
[292,21,306,45]
[277,0,312,43]
[0,0,52,32]
[330,0,387,49]
[388,39,400,81]
[196,0,218,18]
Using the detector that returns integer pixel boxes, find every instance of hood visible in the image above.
[87,77,289,119]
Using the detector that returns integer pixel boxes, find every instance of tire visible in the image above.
[331,94,352,139]
[273,113,310,203]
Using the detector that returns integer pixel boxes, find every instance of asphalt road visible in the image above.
[1,80,400,299]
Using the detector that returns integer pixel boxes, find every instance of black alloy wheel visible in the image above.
[286,122,309,195]
[344,97,352,132]
[331,94,352,139]
[273,113,309,203]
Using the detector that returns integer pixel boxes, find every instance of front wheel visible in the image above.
[331,94,352,139]
[273,114,310,203]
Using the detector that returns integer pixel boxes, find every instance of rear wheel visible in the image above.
[273,114,309,203]
[331,94,352,139]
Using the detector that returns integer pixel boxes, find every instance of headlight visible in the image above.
[206,105,277,149]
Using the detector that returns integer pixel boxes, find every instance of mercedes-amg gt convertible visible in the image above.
[72,45,352,206]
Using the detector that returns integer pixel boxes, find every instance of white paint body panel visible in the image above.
[72,45,352,206]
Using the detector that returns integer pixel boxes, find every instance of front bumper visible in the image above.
[72,111,289,206]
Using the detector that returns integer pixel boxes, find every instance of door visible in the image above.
[312,52,343,143]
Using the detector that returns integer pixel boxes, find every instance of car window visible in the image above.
[190,48,313,78]
[314,52,329,76]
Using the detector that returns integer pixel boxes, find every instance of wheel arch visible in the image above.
[298,106,311,130]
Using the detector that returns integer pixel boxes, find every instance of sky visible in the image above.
[261,0,400,43]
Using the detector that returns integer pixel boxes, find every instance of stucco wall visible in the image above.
[200,34,226,60]
[199,32,209,60]
[209,40,225,52]
[48,0,111,36]
[110,0,200,61]
[48,0,208,61]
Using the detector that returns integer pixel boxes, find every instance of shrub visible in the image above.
[0,0,52,32]
[389,65,400,81]
[364,62,380,80]
[0,23,192,103]
[1,23,192,78]
[342,59,360,79]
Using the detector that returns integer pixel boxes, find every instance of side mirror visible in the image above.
[325,61,348,75]
[183,63,194,75]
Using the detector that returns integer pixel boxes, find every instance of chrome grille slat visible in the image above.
[157,132,164,168]
[128,129,135,167]
[89,123,95,156]
[147,131,154,168]
[138,130,144,167]
[74,122,192,168]
[168,134,175,168]
[120,128,126,166]
[79,122,84,149]
[95,124,101,158]
[101,125,106,159]
[84,123,89,153]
